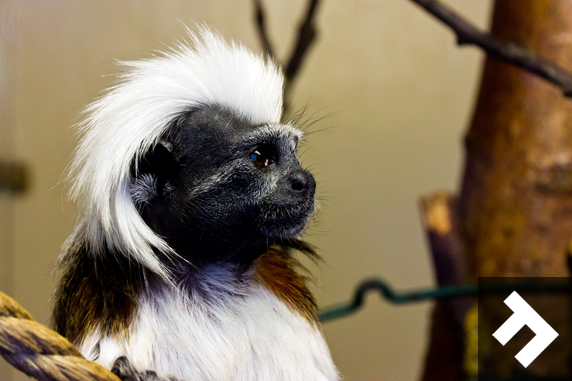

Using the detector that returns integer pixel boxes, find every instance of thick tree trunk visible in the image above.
[458,0,572,377]
[460,0,572,279]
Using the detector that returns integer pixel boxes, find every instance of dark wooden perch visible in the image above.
[418,192,470,381]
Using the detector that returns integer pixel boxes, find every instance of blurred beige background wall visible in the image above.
[0,1,492,380]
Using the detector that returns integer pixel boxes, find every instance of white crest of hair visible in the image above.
[65,26,284,279]
[79,266,339,381]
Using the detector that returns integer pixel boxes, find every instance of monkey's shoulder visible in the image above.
[52,243,142,346]
[87,275,337,380]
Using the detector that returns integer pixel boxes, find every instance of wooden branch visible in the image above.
[419,192,471,381]
[420,302,464,381]
[409,0,572,97]
[419,192,467,288]
[253,0,276,58]
[282,0,321,118]
[283,0,321,93]
[252,0,322,119]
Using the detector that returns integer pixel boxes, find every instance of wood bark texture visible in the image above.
[419,193,469,381]
[458,0,572,377]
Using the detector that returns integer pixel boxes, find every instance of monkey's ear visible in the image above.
[131,139,178,181]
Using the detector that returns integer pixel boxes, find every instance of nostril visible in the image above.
[291,178,305,191]
[290,172,307,192]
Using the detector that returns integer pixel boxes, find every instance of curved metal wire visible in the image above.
[318,278,571,322]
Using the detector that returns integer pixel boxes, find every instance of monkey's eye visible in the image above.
[250,148,274,168]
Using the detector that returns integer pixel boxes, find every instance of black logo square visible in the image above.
[477,277,572,380]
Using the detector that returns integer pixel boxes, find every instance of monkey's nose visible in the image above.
[289,170,313,192]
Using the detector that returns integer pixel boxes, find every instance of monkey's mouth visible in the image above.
[256,199,314,238]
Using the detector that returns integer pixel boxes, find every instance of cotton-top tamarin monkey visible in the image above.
[51,28,339,381]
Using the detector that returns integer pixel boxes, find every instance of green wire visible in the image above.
[317,279,572,380]
[318,278,570,322]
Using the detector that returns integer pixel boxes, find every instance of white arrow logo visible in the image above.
[492,291,558,367]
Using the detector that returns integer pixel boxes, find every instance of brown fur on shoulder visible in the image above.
[53,239,320,349]
[253,240,319,323]
[52,243,142,349]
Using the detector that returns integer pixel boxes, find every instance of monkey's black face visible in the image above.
[130,105,315,265]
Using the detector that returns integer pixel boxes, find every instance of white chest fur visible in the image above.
[79,281,339,381]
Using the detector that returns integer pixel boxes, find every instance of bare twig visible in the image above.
[283,0,321,104]
[252,0,322,119]
[253,0,276,58]
[410,0,572,97]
